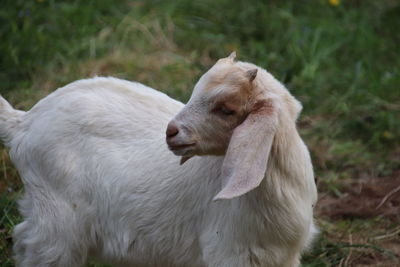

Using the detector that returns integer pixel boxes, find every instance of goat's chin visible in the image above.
[197,145,228,156]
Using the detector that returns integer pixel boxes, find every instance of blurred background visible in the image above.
[1,0,399,265]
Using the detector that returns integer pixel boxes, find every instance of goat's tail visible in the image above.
[0,96,25,146]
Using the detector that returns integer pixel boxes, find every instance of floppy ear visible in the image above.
[213,99,279,200]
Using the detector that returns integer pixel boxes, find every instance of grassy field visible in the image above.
[1,0,399,266]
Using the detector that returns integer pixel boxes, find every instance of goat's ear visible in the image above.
[227,51,236,61]
[246,69,258,82]
[213,99,278,200]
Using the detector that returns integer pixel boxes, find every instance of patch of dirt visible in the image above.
[317,173,400,221]
[317,172,400,266]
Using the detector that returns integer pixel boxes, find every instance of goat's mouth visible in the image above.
[167,143,196,155]
[168,143,195,151]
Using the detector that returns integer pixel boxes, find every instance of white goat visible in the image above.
[0,53,317,267]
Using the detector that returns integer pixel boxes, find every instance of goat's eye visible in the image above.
[219,105,235,115]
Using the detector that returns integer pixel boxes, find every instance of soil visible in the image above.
[316,172,400,266]
[317,173,400,222]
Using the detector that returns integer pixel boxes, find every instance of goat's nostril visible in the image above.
[166,123,179,138]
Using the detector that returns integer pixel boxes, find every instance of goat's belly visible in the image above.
[90,224,205,267]
[85,157,223,266]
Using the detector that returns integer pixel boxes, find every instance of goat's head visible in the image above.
[166,52,282,200]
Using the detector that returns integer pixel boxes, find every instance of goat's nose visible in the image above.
[166,122,179,138]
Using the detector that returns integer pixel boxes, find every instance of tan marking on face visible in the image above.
[203,63,253,93]
[202,68,232,92]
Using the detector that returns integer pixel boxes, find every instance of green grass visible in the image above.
[1,0,399,265]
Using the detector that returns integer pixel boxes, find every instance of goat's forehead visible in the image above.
[192,64,244,99]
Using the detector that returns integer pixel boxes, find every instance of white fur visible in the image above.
[1,57,317,267]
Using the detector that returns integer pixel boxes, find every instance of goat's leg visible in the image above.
[13,188,88,267]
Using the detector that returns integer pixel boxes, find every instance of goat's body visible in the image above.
[3,77,317,267]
